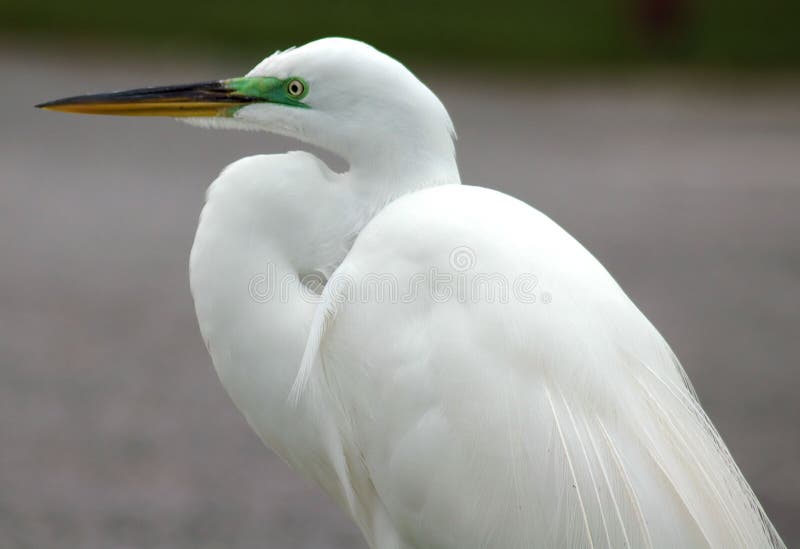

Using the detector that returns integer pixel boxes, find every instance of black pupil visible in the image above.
[290,82,300,94]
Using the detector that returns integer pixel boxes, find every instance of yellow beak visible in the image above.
[35,80,255,117]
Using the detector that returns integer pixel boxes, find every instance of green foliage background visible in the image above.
[1,0,798,67]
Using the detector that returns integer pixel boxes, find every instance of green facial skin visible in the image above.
[225,76,310,112]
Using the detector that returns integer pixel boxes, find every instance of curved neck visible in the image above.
[348,151,460,200]
[303,87,461,203]
[190,145,459,523]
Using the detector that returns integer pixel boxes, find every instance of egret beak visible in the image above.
[35,79,270,117]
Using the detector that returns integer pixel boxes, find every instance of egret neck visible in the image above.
[188,91,459,517]
[36,36,463,531]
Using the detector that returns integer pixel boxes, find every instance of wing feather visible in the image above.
[546,385,596,548]
[304,185,785,548]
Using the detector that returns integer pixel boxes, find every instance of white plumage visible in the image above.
[295,184,783,548]
[188,38,784,549]
[41,36,786,548]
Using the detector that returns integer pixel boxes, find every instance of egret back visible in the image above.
[303,184,785,549]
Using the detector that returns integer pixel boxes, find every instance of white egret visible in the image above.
[38,38,785,548]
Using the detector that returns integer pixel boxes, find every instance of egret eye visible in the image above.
[286,79,306,98]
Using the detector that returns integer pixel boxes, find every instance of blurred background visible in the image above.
[1,0,798,547]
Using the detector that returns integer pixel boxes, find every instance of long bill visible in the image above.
[35,80,261,117]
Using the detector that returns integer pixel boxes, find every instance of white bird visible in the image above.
[38,38,785,549]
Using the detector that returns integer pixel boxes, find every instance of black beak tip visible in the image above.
[35,99,62,109]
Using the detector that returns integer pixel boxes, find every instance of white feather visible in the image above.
[187,38,785,548]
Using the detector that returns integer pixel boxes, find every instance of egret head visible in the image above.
[37,38,456,169]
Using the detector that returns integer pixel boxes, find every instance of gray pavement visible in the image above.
[1,46,798,548]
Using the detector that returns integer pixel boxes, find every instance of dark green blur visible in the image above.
[1,0,798,68]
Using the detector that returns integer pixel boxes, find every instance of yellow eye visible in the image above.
[286,79,306,98]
